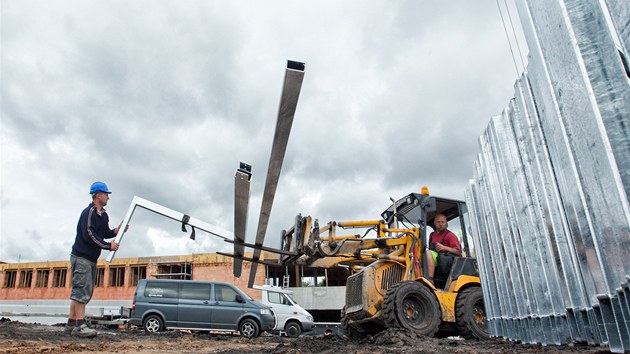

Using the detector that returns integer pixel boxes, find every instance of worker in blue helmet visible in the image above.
[66,181,128,337]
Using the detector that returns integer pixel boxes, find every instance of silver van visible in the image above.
[130,279,275,338]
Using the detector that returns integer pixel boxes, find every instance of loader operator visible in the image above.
[65,181,127,338]
[426,213,461,285]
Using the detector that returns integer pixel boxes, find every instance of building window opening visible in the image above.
[52,268,67,287]
[130,265,147,286]
[109,266,125,287]
[19,270,33,288]
[95,267,105,287]
[35,269,50,288]
[3,270,17,288]
[265,265,349,288]
[154,263,192,280]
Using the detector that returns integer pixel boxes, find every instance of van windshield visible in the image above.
[284,293,297,304]
[233,285,254,301]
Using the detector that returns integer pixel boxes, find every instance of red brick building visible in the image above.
[0,253,266,302]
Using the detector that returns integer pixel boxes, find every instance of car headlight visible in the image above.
[260,309,271,315]
[306,315,313,321]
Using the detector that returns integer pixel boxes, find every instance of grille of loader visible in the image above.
[346,272,364,310]
[380,263,403,292]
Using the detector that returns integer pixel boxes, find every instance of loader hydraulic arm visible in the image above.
[274,214,425,279]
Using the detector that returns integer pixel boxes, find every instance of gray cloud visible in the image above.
[1,0,527,263]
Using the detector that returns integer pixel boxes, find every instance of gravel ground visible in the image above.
[0,318,610,354]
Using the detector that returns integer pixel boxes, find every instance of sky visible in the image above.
[1,0,527,263]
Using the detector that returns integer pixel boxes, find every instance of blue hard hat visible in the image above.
[89,181,112,194]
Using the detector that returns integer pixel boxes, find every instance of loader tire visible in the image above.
[381,281,441,336]
[340,306,365,340]
[455,287,489,340]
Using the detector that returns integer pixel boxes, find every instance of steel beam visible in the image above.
[247,60,305,288]
[233,162,252,277]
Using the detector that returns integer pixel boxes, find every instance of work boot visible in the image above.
[64,319,75,334]
[71,323,97,338]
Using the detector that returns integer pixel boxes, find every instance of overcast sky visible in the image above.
[1,0,527,263]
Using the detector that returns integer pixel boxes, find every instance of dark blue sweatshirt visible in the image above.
[71,203,116,263]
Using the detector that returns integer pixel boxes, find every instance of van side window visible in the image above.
[145,282,178,298]
[268,292,281,304]
[181,283,210,300]
[214,284,238,302]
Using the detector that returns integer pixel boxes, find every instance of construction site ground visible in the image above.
[0,318,609,354]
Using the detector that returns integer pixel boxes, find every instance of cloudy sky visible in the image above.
[1,1,527,263]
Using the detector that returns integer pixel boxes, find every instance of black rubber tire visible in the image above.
[239,318,260,338]
[284,321,302,338]
[340,306,365,339]
[143,314,164,333]
[381,281,441,336]
[455,287,489,340]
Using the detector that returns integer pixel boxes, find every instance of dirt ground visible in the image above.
[0,318,610,354]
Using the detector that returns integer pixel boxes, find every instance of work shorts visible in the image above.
[70,255,97,304]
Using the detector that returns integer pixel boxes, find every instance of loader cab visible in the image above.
[381,193,476,288]
[380,193,471,256]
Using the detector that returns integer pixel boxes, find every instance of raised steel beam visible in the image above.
[247,60,305,288]
[233,162,252,277]
[223,238,298,256]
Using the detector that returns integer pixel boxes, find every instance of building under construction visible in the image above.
[0,252,347,322]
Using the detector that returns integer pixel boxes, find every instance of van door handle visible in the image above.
[203,301,209,304]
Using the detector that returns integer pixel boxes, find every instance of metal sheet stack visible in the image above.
[465,1,630,352]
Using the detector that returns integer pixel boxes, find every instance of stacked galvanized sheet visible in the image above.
[466,1,630,352]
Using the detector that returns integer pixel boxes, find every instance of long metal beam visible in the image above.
[233,162,252,277]
[247,60,305,287]
[105,196,234,262]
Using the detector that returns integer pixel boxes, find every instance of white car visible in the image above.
[254,285,314,338]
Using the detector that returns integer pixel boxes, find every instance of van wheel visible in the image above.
[143,315,164,333]
[285,322,302,338]
[239,318,260,338]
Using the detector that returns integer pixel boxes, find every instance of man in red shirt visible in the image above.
[426,213,461,284]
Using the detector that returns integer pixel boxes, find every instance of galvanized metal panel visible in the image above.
[468,0,630,349]
[603,0,630,56]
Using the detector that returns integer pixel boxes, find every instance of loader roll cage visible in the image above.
[381,193,471,256]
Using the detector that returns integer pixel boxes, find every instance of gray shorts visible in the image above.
[70,255,97,304]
